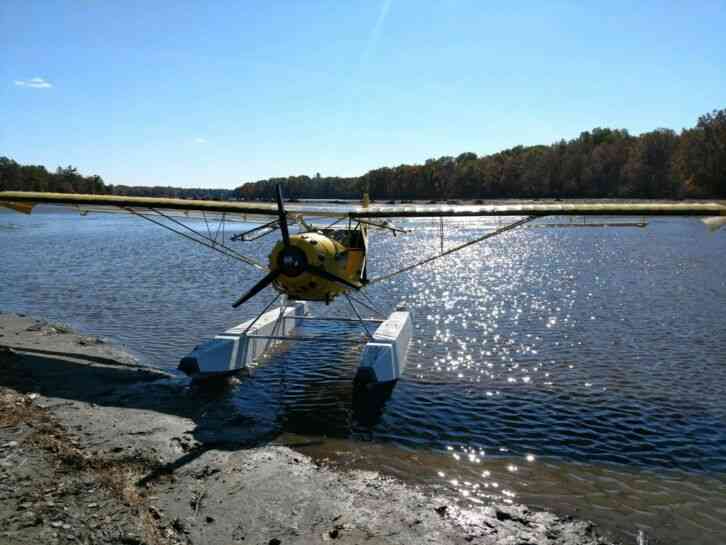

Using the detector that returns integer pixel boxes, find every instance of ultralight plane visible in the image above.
[1,188,724,388]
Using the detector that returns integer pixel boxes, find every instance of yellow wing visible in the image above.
[346,201,726,219]
[1,191,724,223]
[0,191,347,222]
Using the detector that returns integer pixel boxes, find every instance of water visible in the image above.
[1,207,725,543]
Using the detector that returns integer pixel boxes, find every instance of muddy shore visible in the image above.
[0,312,617,545]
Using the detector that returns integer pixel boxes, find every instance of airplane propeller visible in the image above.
[232,185,360,308]
[275,182,290,245]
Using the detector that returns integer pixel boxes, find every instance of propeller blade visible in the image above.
[276,184,290,246]
[306,265,362,291]
[232,270,280,308]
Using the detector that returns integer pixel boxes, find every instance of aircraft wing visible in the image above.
[1,191,724,226]
[346,201,726,219]
[0,191,347,221]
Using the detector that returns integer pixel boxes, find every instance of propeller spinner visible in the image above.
[232,185,361,308]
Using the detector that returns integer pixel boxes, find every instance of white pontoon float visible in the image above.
[178,299,413,387]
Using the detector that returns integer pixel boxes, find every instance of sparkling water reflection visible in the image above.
[1,208,725,543]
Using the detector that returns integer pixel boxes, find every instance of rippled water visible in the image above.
[1,207,725,544]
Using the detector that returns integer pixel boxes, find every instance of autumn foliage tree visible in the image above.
[238,109,725,201]
[2,108,724,201]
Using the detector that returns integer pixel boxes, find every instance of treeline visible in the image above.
[107,185,235,200]
[2,109,724,201]
[235,174,360,200]
[0,159,235,200]
[0,161,107,195]
[239,108,726,200]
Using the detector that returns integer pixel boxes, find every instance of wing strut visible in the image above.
[124,207,265,269]
[368,216,536,285]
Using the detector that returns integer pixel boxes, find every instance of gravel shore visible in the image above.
[0,312,617,545]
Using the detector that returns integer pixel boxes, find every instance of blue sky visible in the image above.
[2,1,724,188]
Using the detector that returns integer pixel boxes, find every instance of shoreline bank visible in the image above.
[0,312,615,545]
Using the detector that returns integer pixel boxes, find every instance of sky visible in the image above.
[2,1,725,188]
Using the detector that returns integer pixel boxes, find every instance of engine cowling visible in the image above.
[269,232,350,302]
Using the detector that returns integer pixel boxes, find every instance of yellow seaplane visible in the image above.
[1,188,725,386]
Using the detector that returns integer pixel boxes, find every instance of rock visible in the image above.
[495,508,530,526]
[172,517,190,534]
[435,505,448,517]
[51,323,72,334]
[205,515,215,523]
[149,506,162,520]
[269,539,282,545]
[194,465,221,479]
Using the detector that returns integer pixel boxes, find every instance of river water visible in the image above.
[1,207,725,543]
